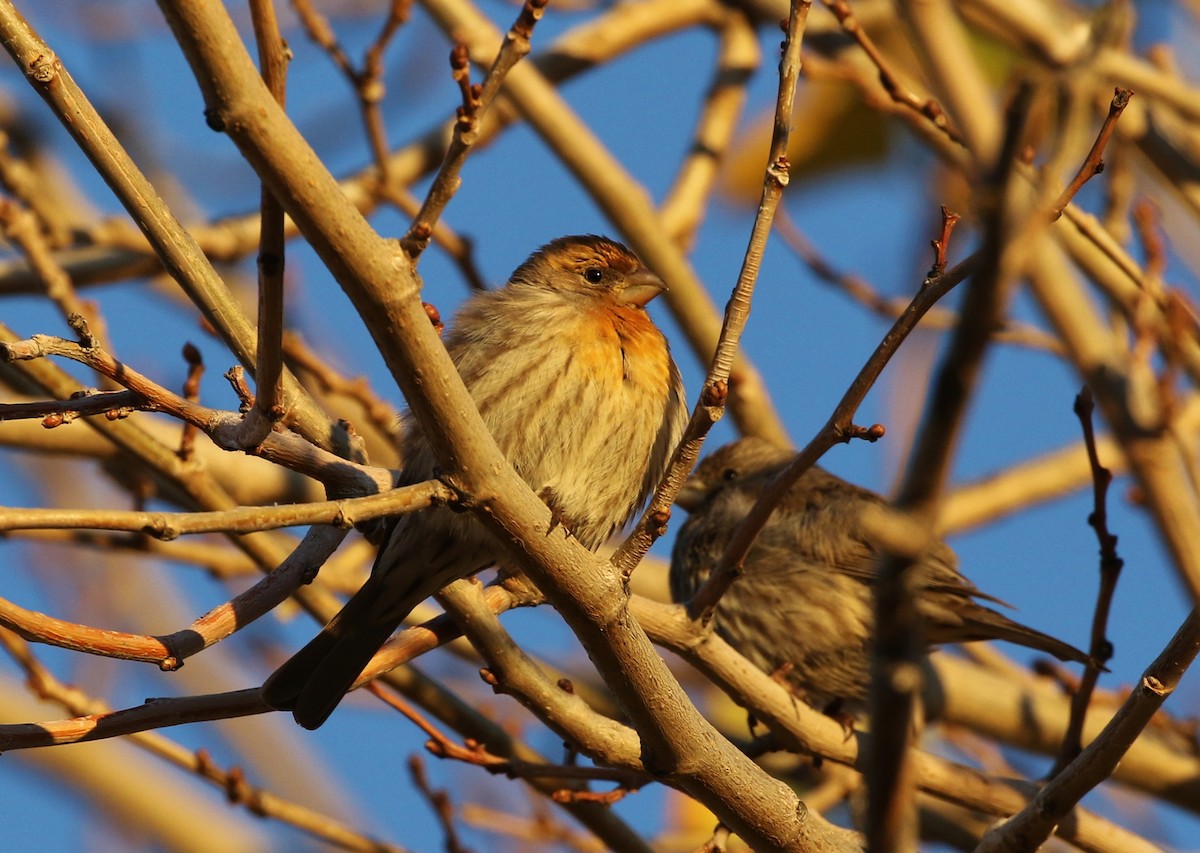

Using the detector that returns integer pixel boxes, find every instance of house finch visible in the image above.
[264,235,687,729]
[669,437,1089,711]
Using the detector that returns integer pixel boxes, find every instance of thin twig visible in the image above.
[244,0,291,446]
[400,0,548,259]
[1051,88,1133,220]
[976,609,1200,852]
[635,595,1161,851]
[177,342,203,461]
[864,82,1036,853]
[418,0,791,446]
[374,181,489,291]
[0,0,718,299]
[408,755,474,853]
[942,74,1142,853]
[1050,388,1122,775]
[360,0,413,175]
[291,0,413,176]
[694,824,731,853]
[0,478,451,538]
[0,388,146,422]
[774,206,1063,353]
[0,6,340,451]
[369,680,648,790]
[0,628,403,852]
[927,205,960,278]
[687,213,970,623]
[612,2,814,578]
[1,321,389,493]
[822,0,965,145]
[0,525,348,666]
[281,330,402,443]
[0,195,103,338]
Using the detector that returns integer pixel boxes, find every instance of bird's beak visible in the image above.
[616,269,667,307]
[674,478,706,512]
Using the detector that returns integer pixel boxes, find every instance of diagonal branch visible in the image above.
[614,0,814,576]
[402,0,548,258]
[419,0,790,445]
[150,0,858,846]
[687,214,970,622]
[0,5,344,454]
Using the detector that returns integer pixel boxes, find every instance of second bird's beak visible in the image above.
[616,269,668,307]
[674,478,707,513]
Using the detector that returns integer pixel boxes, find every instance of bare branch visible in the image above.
[0,4,344,453]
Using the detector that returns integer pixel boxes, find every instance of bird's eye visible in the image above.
[722,468,738,482]
[583,267,604,284]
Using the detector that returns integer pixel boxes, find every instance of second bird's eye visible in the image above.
[583,267,604,284]
[722,468,738,482]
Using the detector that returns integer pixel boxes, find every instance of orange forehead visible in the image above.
[542,237,640,274]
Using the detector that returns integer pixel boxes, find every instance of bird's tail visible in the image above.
[261,568,436,730]
[961,605,1094,666]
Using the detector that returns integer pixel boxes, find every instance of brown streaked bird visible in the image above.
[263,235,688,729]
[669,437,1090,712]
